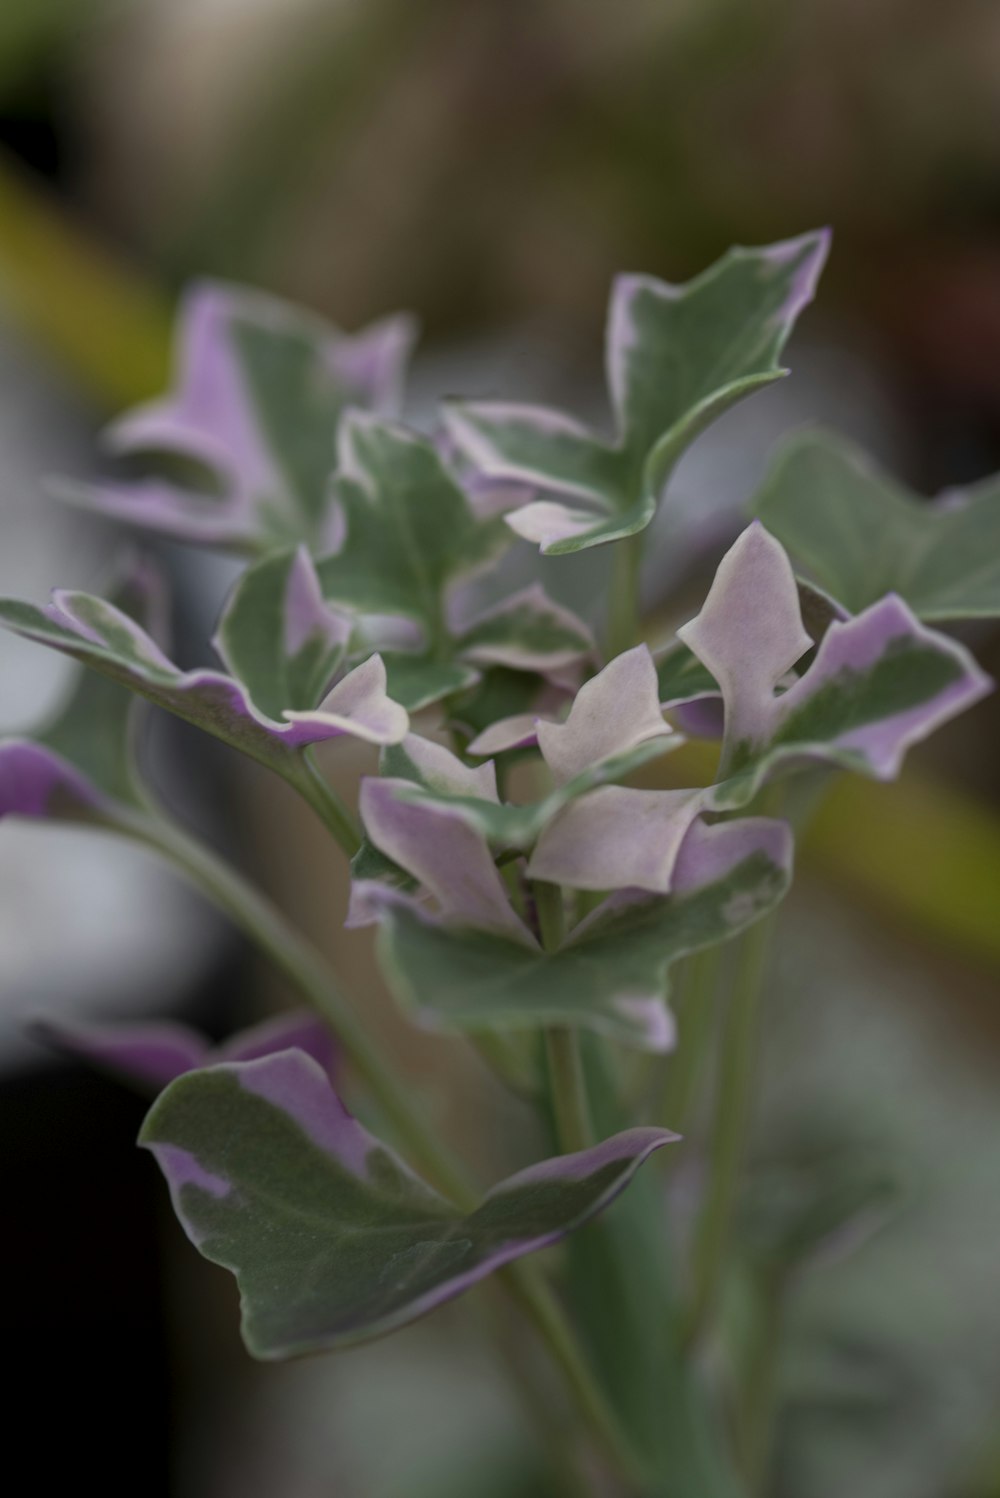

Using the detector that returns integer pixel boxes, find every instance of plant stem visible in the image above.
[661,945,724,1135]
[737,1275,784,1496]
[533,876,566,949]
[123,809,639,1485]
[607,532,643,658]
[504,1269,649,1493]
[128,808,472,1203]
[545,1028,595,1155]
[291,751,363,856]
[684,910,776,1349]
[533,880,595,1154]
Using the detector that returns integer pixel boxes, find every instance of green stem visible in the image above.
[533,876,566,950]
[737,1275,784,1496]
[533,881,595,1154]
[684,911,776,1349]
[484,1290,593,1498]
[291,751,363,856]
[128,808,471,1201]
[545,1028,594,1155]
[661,945,724,1135]
[120,809,637,1484]
[607,532,644,659]
[504,1269,649,1493]
[472,1029,540,1101]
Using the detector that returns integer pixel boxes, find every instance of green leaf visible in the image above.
[447,666,547,746]
[456,583,594,675]
[752,429,1000,619]
[140,1049,673,1357]
[231,315,360,532]
[655,642,719,705]
[0,576,406,784]
[213,545,350,719]
[318,414,508,637]
[373,818,792,1048]
[445,232,829,554]
[0,560,158,824]
[314,414,515,712]
[381,654,480,712]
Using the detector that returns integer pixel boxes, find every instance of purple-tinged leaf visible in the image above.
[359,778,533,943]
[0,557,165,826]
[313,414,513,711]
[359,724,681,863]
[527,785,707,893]
[0,740,117,823]
[213,546,352,720]
[678,523,812,754]
[0,583,408,780]
[655,641,724,738]
[468,646,675,767]
[370,815,792,1049]
[467,712,551,757]
[140,1049,675,1356]
[536,645,676,784]
[34,1009,337,1095]
[445,232,829,554]
[283,655,409,746]
[676,524,992,806]
[59,283,417,551]
[382,733,500,801]
[444,403,624,513]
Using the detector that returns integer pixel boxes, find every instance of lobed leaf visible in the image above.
[444,231,829,554]
[0,557,407,782]
[676,524,992,808]
[140,1049,675,1356]
[60,282,416,551]
[752,428,1000,620]
[364,727,681,857]
[213,545,352,719]
[315,413,552,711]
[318,413,508,636]
[367,817,792,1050]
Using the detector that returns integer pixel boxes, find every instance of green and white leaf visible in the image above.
[445,232,829,554]
[373,819,792,1049]
[140,1051,673,1356]
[319,414,508,634]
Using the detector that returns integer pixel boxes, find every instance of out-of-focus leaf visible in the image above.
[141,1048,674,1357]
[753,429,1000,619]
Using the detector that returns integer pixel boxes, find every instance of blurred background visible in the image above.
[2,2,1000,1495]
